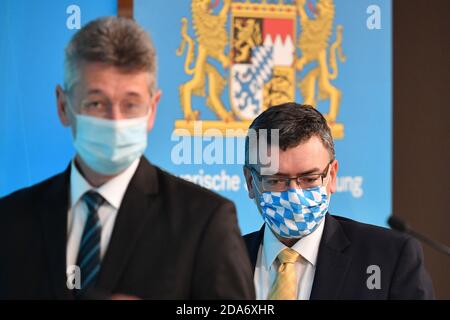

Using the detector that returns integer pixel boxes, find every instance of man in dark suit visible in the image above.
[242,103,434,299]
[0,17,254,300]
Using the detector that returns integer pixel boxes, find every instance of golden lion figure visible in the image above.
[176,0,234,122]
[233,18,262,63]
[296,0,346,123]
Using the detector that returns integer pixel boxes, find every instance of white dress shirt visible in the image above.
[254,219,325,300]
[66,158,140,269]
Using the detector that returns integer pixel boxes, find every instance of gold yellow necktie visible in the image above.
[268,248,300,300]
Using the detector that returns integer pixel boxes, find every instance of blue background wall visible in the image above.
[0,0,392,235]
[134,0,392,234]
[0,0,117,196]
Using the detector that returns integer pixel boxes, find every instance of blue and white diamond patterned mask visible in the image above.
[253,181,330,239]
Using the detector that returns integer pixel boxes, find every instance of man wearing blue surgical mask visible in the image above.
[0,17,254,300]
[243,103,434,300]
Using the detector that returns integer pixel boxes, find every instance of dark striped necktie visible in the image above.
[75,190,105,297]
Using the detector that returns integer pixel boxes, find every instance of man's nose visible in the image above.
[288,179,299,190]
[107,105,127,120]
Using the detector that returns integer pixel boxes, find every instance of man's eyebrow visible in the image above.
[85,90,142,99]
[124,91,142,98]
[86,89,105,96]
[275,167,322,176]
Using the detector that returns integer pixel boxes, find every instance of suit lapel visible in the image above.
[310,214,352,299]
[39,165,73,299]
[244,225,265,273]
[97,157,159,293]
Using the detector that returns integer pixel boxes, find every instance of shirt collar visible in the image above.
[263,218,326,269]
[70,158,140,210]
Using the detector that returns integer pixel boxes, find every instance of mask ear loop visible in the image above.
[322,160,334,189]
[61,92,81,141]
[249,168,264,195]
[249,168,268,216]
[62,89,78,119]
[321,162,333,208]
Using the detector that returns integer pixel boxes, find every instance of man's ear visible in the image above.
[56,85,71,127]
[243,166,255,199]
[147,89,162,132]
[328,159,339,194]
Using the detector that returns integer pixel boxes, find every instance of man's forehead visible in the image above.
[72,63,151,96]
[80,63,149,81]
[253,135,330,175]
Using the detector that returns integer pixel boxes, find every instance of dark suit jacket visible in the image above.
[0,157,255,299]
[244,214,434,299]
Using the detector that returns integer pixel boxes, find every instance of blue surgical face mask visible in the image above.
[252,173,330,239]
[72,113,149,176]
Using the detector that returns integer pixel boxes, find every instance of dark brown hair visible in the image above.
[245,102,335,166]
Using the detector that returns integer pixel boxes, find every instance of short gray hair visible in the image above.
[64,16,157,93]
